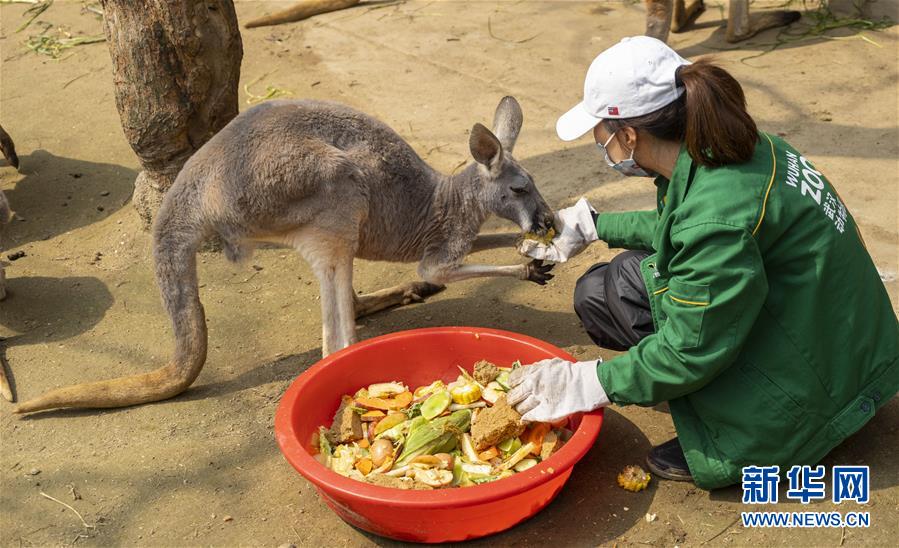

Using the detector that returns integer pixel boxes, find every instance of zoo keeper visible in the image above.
[508,36,899,489]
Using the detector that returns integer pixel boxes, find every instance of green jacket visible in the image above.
[594,133,899,489]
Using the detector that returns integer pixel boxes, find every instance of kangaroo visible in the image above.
[243,0,800,43]
[13,96,556,414]
[645,0,800,43]
[0,123,18,302]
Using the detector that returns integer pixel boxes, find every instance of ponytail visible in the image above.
[678,59,758,167]
[606,58,758,168]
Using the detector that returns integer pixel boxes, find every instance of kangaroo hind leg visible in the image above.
[354,281,445,319]
[294,229,359,357]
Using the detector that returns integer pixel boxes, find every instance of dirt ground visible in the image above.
[1,1,897,546]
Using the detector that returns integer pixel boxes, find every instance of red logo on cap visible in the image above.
[608,106,619,116]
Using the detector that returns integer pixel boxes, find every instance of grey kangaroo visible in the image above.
[14,96,555,413]
[0,123,18,302]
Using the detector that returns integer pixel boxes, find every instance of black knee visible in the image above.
[574,263,609,320]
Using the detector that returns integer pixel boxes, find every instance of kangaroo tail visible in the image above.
[244,0,360,29]
[13,196,208,414]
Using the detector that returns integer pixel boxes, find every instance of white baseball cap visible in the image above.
[556,36,691,141]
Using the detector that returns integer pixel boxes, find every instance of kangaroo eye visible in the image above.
[510,185,528,195]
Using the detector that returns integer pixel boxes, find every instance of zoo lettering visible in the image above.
[784,150,847,234]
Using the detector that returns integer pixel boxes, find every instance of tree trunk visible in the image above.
[100,1,243,229]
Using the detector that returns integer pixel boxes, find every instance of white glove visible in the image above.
[506,358,609,423]
[519,198,598,263]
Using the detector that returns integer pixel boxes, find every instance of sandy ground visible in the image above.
[1,0,897,546]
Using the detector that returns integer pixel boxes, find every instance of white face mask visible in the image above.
[597,131,657,178]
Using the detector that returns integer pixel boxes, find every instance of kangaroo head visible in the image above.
[469,96,554,235]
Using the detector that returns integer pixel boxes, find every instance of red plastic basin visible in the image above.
[274,327,604,543]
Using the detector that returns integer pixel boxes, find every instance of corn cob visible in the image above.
[617,465,651,492]
[450,382,481,405]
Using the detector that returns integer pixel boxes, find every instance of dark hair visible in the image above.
[605,59,758,168]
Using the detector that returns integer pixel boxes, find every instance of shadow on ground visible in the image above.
[0,275,113,344]
[1,149,136,249]
[356,408,654,546]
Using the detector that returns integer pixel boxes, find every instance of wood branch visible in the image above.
[0,340,13,402]
[244,0,361,29]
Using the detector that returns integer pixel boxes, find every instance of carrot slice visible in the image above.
[356,391,414,411]
[526,423,551,455]
[355,458,373,475]
[478,446,499,461]
[358,438,370,449]
[355,396,393,411]
[361,410,387,421]
[390,391,414,409]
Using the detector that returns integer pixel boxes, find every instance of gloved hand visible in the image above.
[506,357,610,423]
[519,198,598,263]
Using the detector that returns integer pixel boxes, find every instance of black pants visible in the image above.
[574,250,654,351]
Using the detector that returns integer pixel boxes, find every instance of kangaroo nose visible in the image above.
[533,211,555,234]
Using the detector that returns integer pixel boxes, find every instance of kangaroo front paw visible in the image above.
[401,282,446,305]
[525,260,554,285]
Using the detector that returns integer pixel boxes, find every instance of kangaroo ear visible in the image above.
[492,96,523,154]
[469,123,503,170]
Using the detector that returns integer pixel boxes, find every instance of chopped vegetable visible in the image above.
[481,383,502,404]
[408,416,428,436]
[448,402,487,411]
[435,453,454,470]
[367,382,407,398]
[356,391,413,411]
[391,391,414,409]
[331,444,365,476]
[376,419,409,441]
[452,459,465,485]
[421,390,452,420]
[495,371,511,391]
[617,465,651,492]
[525,423,551,455]
[498,436,522,455]
[318,426,333,460]
[513,458,539,472]
[374,412,407,435]
[355,458,374,475]
[478,446,499,461]
[415,468,454,487]
[410,455,445,468]
[405,401,423,418]
[395,410,471,467]
[316,361,568,489]
[540,430,562,460]
[461,433,485,464]
[456,365,476,382]
[460,463,493,477]
[499,442,535,471]
[450,382,481,405]
[361,410,386,422]
[369,438,394,468]
[413,380,446,399]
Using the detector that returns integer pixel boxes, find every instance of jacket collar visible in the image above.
[654,143,695,212]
